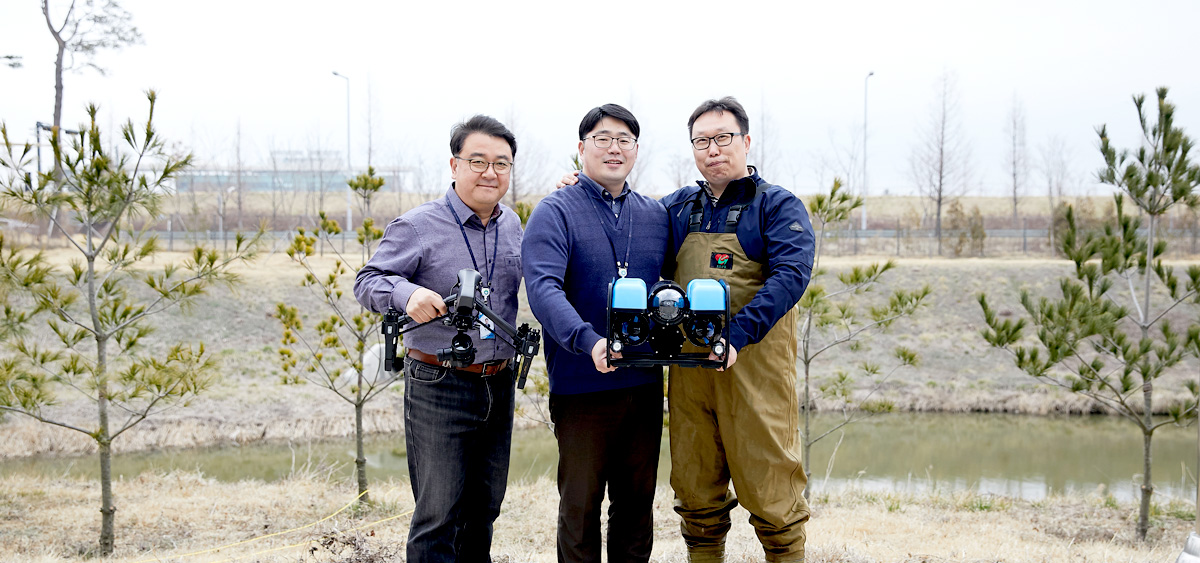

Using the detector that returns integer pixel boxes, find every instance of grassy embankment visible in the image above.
[2,250,1194,458]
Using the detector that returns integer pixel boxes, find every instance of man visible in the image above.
[523,104,669,563]
[661,97,814,563]
[354,115,523,563]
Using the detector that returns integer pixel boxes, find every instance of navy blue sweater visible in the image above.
[661,169,815,352]
[522,175,668,395]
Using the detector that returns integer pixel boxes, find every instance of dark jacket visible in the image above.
[660,168,815,352]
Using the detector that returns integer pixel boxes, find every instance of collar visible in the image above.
[699,166,760,205]
[446,183,502,226]
[578,173,630,202]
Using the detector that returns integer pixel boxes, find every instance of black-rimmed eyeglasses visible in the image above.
[455,157,513,174]
[585,135,638,150]
[690,132,744,151]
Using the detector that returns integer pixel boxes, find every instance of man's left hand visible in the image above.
[712,341,737,372]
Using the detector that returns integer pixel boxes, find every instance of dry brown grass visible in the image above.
[0,471,1190,563]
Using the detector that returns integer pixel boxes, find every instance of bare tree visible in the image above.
[1039,135,1072,209]
[1004,94,1029,226]
[267,144,284,229]
[627,141,653,191]
[749,96,780,176]
[234,120,245,230]
[909,70,972,255]
[1038,135,1073,252]
[668,154,696,189]
[504,110,551,205]
[42,0,141,134]
[813,126,862,196]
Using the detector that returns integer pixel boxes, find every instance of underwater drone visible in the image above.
[606,277,730,369]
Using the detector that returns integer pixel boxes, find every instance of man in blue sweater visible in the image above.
[522,104,669,563]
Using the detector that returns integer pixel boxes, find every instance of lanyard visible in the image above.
[445,195,499,301]
[584,185,634,278]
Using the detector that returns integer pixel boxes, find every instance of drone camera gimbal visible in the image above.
[381,269,541,389]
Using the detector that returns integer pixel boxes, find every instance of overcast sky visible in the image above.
[3,0,1199,197]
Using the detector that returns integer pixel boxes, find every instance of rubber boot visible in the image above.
[687,546,725,563]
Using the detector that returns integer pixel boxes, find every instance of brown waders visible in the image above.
[668,229,809,563]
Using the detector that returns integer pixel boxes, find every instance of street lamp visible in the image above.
[862,71,874,231]
[332,71,353,251]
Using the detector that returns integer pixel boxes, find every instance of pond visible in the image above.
[2,413,1194,503]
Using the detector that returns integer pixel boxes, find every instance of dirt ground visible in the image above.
[0,470,1192,563]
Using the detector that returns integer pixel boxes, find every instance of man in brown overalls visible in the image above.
[660,97,816,562]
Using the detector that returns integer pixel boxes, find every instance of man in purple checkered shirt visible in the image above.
[354,114,522,563]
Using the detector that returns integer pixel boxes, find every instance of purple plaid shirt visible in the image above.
[354,185,523,362]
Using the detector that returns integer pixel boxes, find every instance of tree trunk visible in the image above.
[1135,212,1158,542]
[97,334,116,556]
[355,381,369,504]
[98,424,115,556]
[352,396,367,501]
[45,5,67,244]
[935,198,944,256]
[1138,425,1153,541]
[802,359,812,500]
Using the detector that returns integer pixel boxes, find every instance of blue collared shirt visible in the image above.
[354,185,523,362]
[588,180,631,219]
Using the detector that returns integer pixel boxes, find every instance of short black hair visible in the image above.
[687,96,750,137]
[450,114,517,158]
[578,104,640,141]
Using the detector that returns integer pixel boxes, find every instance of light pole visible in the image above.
[861,71,874,231]
[332,71,353,252]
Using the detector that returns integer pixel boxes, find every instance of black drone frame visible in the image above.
[380,269,540,389]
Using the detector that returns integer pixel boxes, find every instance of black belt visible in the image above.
[406,348,509,375]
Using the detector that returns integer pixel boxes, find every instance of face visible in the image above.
[578,116,638,191]
[690,110,751,190]
[450,132,513,217]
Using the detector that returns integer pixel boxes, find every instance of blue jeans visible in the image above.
[403,356,515,563]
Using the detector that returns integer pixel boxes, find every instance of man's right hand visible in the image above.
[555,170,582,189]
[591,339,619,373]
[405,287,448,324]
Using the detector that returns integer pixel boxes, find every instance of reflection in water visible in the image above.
[805,412,1196,502]
[2,413,1193,502]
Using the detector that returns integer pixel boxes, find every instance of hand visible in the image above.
[405,287,448,324]
[712,340,737,372]
[555,170,581,189]
[591,339,619,373]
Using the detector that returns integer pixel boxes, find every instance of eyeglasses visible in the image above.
[690,132,744,151]
[455,156,513,174]
[585,135,638,150]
